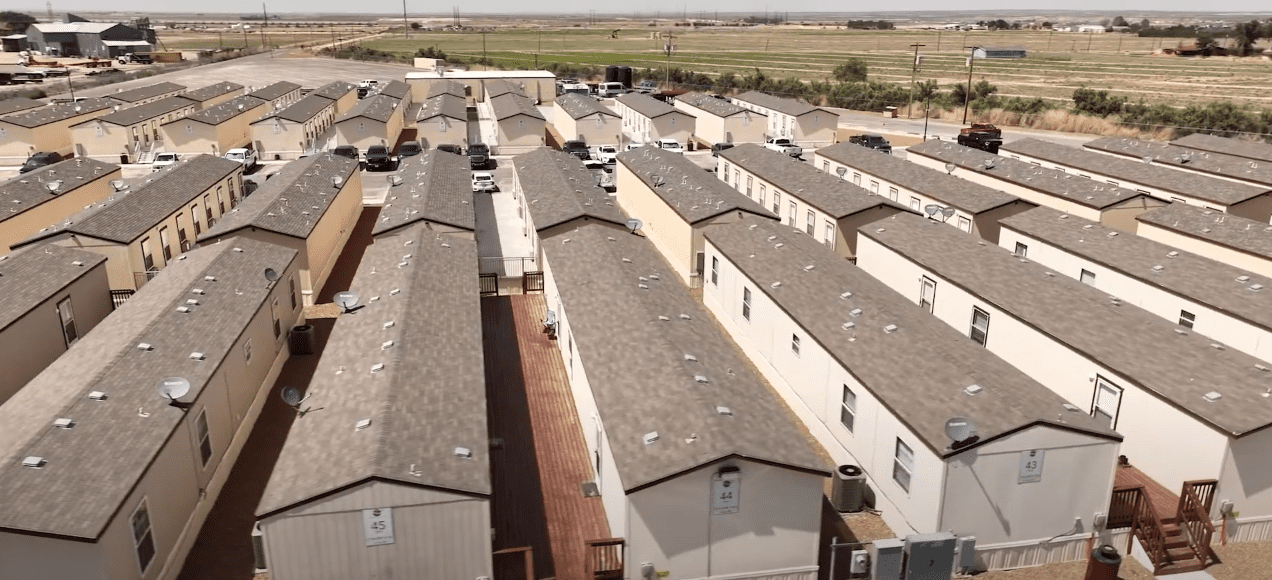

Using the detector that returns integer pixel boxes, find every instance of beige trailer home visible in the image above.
[0,158,120,253]
[250,95,337,161]
[488,93,545,155]
[615,92,694,148]
[160,95,269,156]
[553,93,620,148]
[332,94,405,152]
[309,81,359,116]
[673,91,767,146]
[106,82,186,107]
[414,93,467,150]
[404,70,555,104]
[0,98,114,163]
[1085,137,1272,190]
[198,154,362,306]
[247,81,302,111]
[176,81,244,111]
[70,96,196,163]
[0,238,301,580]
[731,91,837,148]
[1135,204,1272,279]
[373,150,474,239]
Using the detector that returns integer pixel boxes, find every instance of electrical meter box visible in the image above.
[904,532,956,580]
[871,538,905,580]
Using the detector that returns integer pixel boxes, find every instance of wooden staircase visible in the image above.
[1109,470,1218,575]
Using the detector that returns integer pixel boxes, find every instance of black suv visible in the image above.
[398,141,423,158]
[332,145,359,160]
[20,152,64,174]
[365,145,394,171]
[437,144,463,155]
[711,143,735,157]
[848,134,892,155]
[562,140,590,160]
[468,143,490,169]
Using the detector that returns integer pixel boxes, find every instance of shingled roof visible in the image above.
[675,91,754,118]
[616,92,679,119]
[732,91,821,117]
[248,81,302,102]
[721,144,911,218]
[1136,204,1272,261]
[256,225,487,518]
[374,150,475,237]
[200,153,359,241]
[0,244,107,332]
[182,95,267,126]
[178,81,244,104]
[0,97,113,128]
[1085,137,1272,188]
[490,93,543,122]
[254,94,333,125]
[75,96,192,127]
[107,82,186,104]
[512,148,626,231]
[618,146,775,224]
[336,94,401,124]
[310,81,356,102]
[0,157,118,226]
[555,93,618,120]
[426,80,466,99]
[416,93,465,122]
[0,97,46,117]
[1172,133,1272,164]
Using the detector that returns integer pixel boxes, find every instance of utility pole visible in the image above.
[1087,31,1094,52]
[260,3,269,54]
[907,43,924,118]
[403,0,409,38]
[664,30,674,88]
[329,23,336,52]
[962,45,976,125]
[1047,29,1053,51]
[482,31,486,68]
[936,31,941,52]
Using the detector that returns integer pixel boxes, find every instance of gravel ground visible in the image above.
[966,558,1154,579]
[1207,539,1272,580]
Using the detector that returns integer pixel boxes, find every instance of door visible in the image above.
[919,277,936,313]
[1092,377,1123,428]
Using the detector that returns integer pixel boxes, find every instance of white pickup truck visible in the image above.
[764,137,802,158]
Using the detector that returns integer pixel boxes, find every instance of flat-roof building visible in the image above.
[906,140,1165,231]
[718,143,914,259]
[0,157,120,253]
[702,216,1121,569]
[256,223,489,580]
[1002,138,1272,221]
[1135,203,1272,278]
[0,237,302,580]
[815,140,1032,242]
[199,154,362,306]
[0,244,111,406]
[730,91,838,148]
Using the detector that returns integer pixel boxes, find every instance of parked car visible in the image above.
[656,138,684,154]
[711,142,736,157]
[358,79,379,89]
[223,148,258,170]
[624,141,645,152]
[763,137,802,158]
[956,124,1003,154]
[471,172,497,193]
[152,152,180,171]
[636,80,658,94]
[398,141,423,158]
[848,134,893,155]
[365,145,395,171]
[468,143,490,169]
[332,145,360,161]
[595,145,618,164]
[437,143,463,155]
[19,152,63,174]
[562,140,590,160]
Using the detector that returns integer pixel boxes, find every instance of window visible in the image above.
[272,297,282,339]
[141,237,155,271]
[1013,242,1028,258]
[289,277,298,310]
[758,184,766,206]
[840,385,857,433]
[805,210,815,235]
[734,170,740,189]
[57,297,78,347]
[746,176,753,198]
[824,221,835,246]
[244,338,253,363]
[191,206,202,235]
[204,194,214,226]
[957,216,972,233]
[909,196,921,211]
[217,188,225,214]
[919,276,936,313]
[788,201,797,227]
[893,439,914,493]
[176,216,189,251]
[772,191,781,214]
[852,173,861,186]
[159,227,171,261]
[196,410,212,466]
[1179,310,1195,328]
[888,187,899,201]
[870,181,879,195]
[1080,269,1096,285]
[791,334,801,356]
[711,257,719,286]
[969,307,990,346]
[742,287,751,321]
[723,163,730,182]
[1092,376,1123,428]
[132,500,156,573]
[823,161,829,172]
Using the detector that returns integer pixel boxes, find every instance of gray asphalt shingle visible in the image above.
[255,94,332,124]
[1085,137,1272,188]
[1136,203,1272,261]
[555,93,617,120]
[0,244,107,331]
[248,81,302,102]
[0,157,118,226]
[860,212,1272,436]
[256,224,487,517]
[674,91,754,118]
[310,81,356,101]
[616,92,679,119]
[108,82,186,103]
[484,79,526,99]
[337,94,401,124]
[178,81,244,104]
[618,146,775,224]
[704,217,1120,456]
[185,95,266,126]
[732,91,820,117]
[1171,134,1272,164]
[513,148,627,231]
[490,93,543,121]
[81,96,192,127]
[374,149,475,236]
[426,80,466,99]
[416,93,465,122]
[0,97,113,128]
[720,144,911,218]
[201,153,359,241]
[0,97,46,117]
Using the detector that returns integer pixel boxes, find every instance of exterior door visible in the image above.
[1092,377,1123,428]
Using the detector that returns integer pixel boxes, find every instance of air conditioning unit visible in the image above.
[831,464,867,512]
[871,538,905,580]
[904,532,956,580]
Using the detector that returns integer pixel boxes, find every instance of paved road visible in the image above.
[828,107,1097,149]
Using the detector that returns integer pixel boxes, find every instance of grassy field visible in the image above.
[156,27,381,50]
[359,26,1272,108]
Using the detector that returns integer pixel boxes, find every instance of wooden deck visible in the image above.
[483,295,610,580]
[1116,463,1180,523]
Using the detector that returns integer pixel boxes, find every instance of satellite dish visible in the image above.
[924,204,940,217]
[651,174,664,187]
[944,162,957,174]
[389,175,403,186]
[280,385,301,407]
[626,218,644,234]
[1141,156,1152,164]
[334,291,361,313]
[983,159,995,169]
[331,175,344,187]
[264,268,279,282]
[110,179,128,192]
[156,377,192,408]
[945,416,979,449]
[835,167,847,179]
[941,206,956,219]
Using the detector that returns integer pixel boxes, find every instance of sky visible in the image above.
[13,2,1272,17]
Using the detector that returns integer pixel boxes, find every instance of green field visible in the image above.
[359,27,1272,108]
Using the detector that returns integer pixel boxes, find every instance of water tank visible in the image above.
[618,66,633,88]
[605,65,620,83]
[831,464,866,512]
[289,325,315,355]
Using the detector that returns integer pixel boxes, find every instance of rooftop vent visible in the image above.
[684,353,697,362]
[383,321,395,329]
[1151,265,1164,272]
[192,288,205,295]
[695,375,709,384]
[186,299,199,305]
[454,447,473,458]
[679,313,690,320]
[137,342,153,351]
[1251,284,1264,292]
[204,275,217,282]
[840,291,853,299]
[381,340,394,350]
[1203,391,1222,403]
[1238,275,1251,282]
[370,363,386,373]
[53,418,74,429]
[1062,403,1081,413]
[176,306,193,313]
[88,391,107,400]
[643,431,660,445]
[189,352,206,361]
[355,418,372,430]
[1174,329,1188,336]
[72,260,83,267]
[850,308,863,317]
[883,324,898,333]
[1106,232,1118,237]
[716,406,733,416]
[1167,251,1179,258]
[842,321,856,330]
[804,264,815,272]
[964,384,983,396]
[22,456,45,469]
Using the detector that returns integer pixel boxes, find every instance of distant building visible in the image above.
[1076,24,1108,33]
[404,70,556,105]
[971,46,1027,59]
[0,98,115,163]
[25,18,153,58]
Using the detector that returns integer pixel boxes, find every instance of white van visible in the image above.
[560,83,590,96]
[598,82,626,98]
